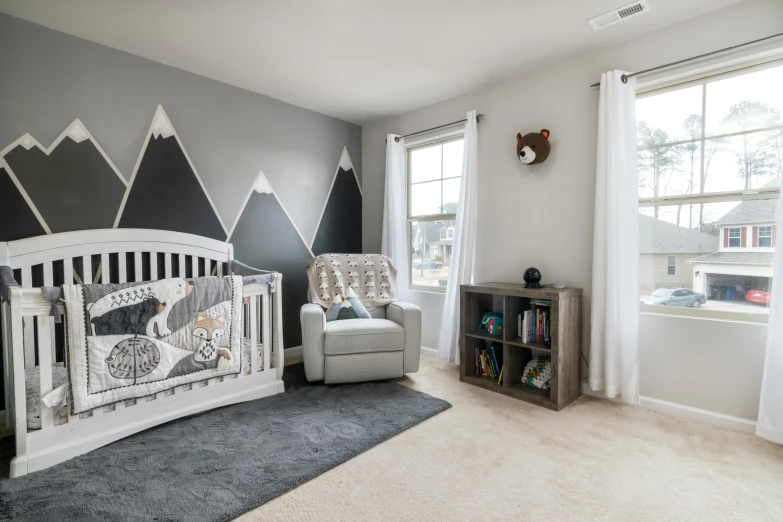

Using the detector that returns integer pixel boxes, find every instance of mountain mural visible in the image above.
[0,105,361,349]
[311,147,363,256]
[1,121,127,233]
[229,171,314,348]
[0,165,46,241]
[116,106,227,241]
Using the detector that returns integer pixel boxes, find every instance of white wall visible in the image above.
[362,0,783,421]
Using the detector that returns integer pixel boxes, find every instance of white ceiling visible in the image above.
[0,0,744,123]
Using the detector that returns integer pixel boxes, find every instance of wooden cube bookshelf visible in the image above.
[460,282,582,411]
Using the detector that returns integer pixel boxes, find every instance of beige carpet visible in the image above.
[238,357,783,521]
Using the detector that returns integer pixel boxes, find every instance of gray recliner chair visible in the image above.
[300,290,421,384]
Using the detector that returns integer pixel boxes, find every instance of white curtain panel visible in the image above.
[589,71,640,405]
[437,110,479,364]
[756,194,783,443]
[381,134,410,301]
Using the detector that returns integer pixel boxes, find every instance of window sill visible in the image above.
[640,303,769,325]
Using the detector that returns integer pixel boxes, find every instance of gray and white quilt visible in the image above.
[62,276,243,414]
[306,253,398,308]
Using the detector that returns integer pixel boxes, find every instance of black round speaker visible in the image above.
[523,267,542,289]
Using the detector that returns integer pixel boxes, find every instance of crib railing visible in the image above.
[2,280,277,463]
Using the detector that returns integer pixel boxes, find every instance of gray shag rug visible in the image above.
[0,378,450,521]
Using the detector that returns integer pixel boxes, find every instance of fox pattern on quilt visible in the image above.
[62,276,243,414]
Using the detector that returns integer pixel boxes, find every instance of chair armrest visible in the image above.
[300,303,326,381]
[387,301,422,373]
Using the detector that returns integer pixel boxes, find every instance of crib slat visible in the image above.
[150,252,158,280]
[83,256,93,285]
[2,302,14,427]
[217,261,223,276]
[191,256,198,277]
[134,252,143,282]
[118,253,127,284]
[63,258,74,285]
[179,255,186,279]
[262,293,271,371]
[165,254,172,279]
[101,254,110,284]
[37,316,54,430]
[43,263,57,362]
[249,296,258,374]
[21,268,35,369]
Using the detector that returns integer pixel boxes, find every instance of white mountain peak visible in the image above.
[66,120,89,143]
[338,147,353,172]
[151,106,175,139]
[252,170,274,194]
[19,134,37,151]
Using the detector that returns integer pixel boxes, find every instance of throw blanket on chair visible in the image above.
[306,254,398,308]
[62,276,243,414]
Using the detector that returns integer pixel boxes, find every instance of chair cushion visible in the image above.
[324,318,404,356]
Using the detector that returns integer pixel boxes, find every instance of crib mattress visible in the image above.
[25,343,265,430]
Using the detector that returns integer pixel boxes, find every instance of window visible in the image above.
[759,226,773,248]
[408,136,464,291]
[728,227,742,248]
[637,63,782,321]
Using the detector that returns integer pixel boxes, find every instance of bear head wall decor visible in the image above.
[516,129,551,165]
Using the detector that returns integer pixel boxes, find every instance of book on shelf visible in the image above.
[517,300,552,346]
[474,342,504,382]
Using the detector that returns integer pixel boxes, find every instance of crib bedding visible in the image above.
[63,276,245,414]
[25,343,264,430]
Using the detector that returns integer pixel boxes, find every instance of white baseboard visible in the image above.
[284,346,302,358]
[420,346,438,358]
[580,382,756,434]
[639,396,756,434]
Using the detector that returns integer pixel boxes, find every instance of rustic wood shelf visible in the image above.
[460,282,582,411]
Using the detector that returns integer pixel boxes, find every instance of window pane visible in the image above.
[637,86,703,144]
[410,180,442,216]
[639,200,776,316]
[701,131,782,193]
[410,220,452,289]
[637,143,699,198]
[443,139,464,179]
[442,177,461,214]
[410,144,442,183]
[705,65,783,136]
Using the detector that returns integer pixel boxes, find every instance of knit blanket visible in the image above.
[306,254,398,308]
[62,276,243,414]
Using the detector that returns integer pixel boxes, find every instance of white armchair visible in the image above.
[300,300,421,384]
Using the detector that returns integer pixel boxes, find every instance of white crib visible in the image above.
[0,229,285,477]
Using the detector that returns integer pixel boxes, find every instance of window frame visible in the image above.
[637,60,781,324]
[667,255,676,276]
[728,227,742,248]
[406,132,464,293]
[759,225,773,248]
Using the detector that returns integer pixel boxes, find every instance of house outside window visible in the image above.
[637,62,782,321]
[407,135,464,291]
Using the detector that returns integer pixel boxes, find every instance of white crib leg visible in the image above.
[9,289,28,476]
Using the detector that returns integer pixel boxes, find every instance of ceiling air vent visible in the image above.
[588,1,651,31]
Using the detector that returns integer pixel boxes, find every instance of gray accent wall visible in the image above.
[0,13,362,352]
[0,14,361,243]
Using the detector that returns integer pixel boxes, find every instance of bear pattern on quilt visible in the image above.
[63,275,243,414]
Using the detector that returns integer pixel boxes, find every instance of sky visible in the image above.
[636,63,783,229]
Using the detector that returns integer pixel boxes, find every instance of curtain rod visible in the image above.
[388,114,484,142]
[589,32,783,88]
